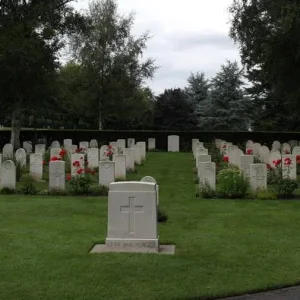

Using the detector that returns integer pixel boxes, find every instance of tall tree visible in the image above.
[71,0,156,130]
[0,0,85,148]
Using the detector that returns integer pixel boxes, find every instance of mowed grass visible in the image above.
[2,153,300,299]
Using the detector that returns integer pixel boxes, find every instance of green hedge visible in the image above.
[1,129,300,150]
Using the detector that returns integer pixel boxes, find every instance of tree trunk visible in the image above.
[10,108,21,149]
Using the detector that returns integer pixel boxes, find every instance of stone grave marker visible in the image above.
[270,151,282,168]
[115,155,126,180]
[35,144,46,156]
[49,161,65,190]
[196,154,211,168]
[253,143,261,157]
[100,145,109,161]
[141,176,159,205]
[64,139,72,147]
[117,139,126,154]
[123,148,135,172]
[148,138,156,150]
[50,147,62,159]
[88,148,99,168]
[71,154,84,176]
[99,161,115,187]
[281,143,291,154]
[250,164,267,193]
[79,141,89,153]
[168,135,179,152]
[198,162,216,190]
[231,148,244,165]
[289,140,298,150]
[30,154,43,180]
[3,144,13,160]
[136,142,146,161]
[65,145,77,157]
[0,160,16,190]
[133,145,142,165]
[15,148,27,167]
[238,155,254,178]
[127,138,135,149]
[292,146,300,156]
[282,155,297,180]
[90,139,98,148]
[272,141,281,150]
[23,141,32,154]
[215,139,222,149]
[246,140,254,148]
[109,142,118,154]
[51,141,60,148]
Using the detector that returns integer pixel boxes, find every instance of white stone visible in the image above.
[133,145,142,165]
[195,148,208,166]
[289,140,298,150]
[51,141,60,148]
[136,142,146,161]
[100,145,109,161]
[35,144,45,156]
[198,162,216,190]
[123,148,135,172]
[192,139,200,154]
[49,161,65,190]
[127,138,135,149]
[90,139,98,148]
[281,143,291,154]
[238,155,254,178]
[109,142,118,154]
[50,148,62,159]
[231,148,244,165]
[148,138,156,150]
[253,143,261,156]
[196,155,211,169]
[0,154,2,168]
[99,161,115,187]
[88,148,99,169]
[0,160,16,190]
[168,135,179,152]
[272,141,281,150]
[106,182,158,252]
[3,144,13,160]
[23,141,32,154]
[215,139,222,149]
[30,154,43,180]
[79,141,89,153]
[292,146,300,156]
[250,164,267,193]
[65,145,77,157]
[15,148,27,167]
[246,140,254,148]
[220,141,228,154]
[71,154,84,176]
[140,176,159,205]
[117,139,126,154]
[259,146,271,164]
[64,139,72,147]
[269,151,282,168]
[114,155,126,179]
[282,155,297,180]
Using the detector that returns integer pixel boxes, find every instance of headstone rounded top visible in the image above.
[3,160,14,169]
[110,181,156,192]
[140,176,157,184]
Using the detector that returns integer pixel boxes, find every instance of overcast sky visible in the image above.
[72,0,240,94]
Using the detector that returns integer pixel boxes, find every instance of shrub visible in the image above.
[68,174,93,195]
[193,175,199,184]
[255,188,278,200]
[48,189,69,196]
[127,168,137,174]
[19,174,37,195]
[217,168,249,199]
[115,177,126,182]
[157,208,168,223]
[267,166,282,185]
[0,187,16,194]
[199,181,216,199]
[273,178,298,199]
[89,185,109,196]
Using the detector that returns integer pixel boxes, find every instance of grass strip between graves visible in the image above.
[1,152,300,300]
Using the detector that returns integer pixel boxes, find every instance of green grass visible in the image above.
[2,152,300,299]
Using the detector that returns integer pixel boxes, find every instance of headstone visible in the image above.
[292,146,300,156]
[115,155,126,179]
[168,135,179,152]
[30,154,43,180]
[289,140,298,150]
[136,142,146,161]
[253,143,261,157]
[269,151,282,168]
[220,141,228,154]
[215,139,222,149]
[198,162,216,190]
[148,138,156,150]
[127,138,135,149]
[65,145,77,157]
[246,140,254,148]
[23,141,32,154]
[0,160,16,190]
[259,146,271,164]
[281,143,291,154]
[272,141,281,150]
[71,154,84,176]
[99,161,115,187]
[238,155,254,178]
[133,145,142,165]
[231,148,244,165]
[49,161,65,190]
[50,148,62,159]
[2,144,13,160]
[88,148,99,169]
[140,176,159,205]
[192,139,200,153]
[196,155,211,169]
[79,141,89,153]
[100,145,109,161]
[106,182,158,253]
[109,142,118,154]
[282,155,297,180]
[51,141,60,148]
[35,144,46,156]
[117,139,126,154]
[15,148,27,167]
[195,148,208,166]
[63,139,72,147]
[90,139,98,148]
[123,148,135,172]
[250,164,267,193]
[193,142,204,157]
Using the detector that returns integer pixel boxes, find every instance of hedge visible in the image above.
[1,129,300,150]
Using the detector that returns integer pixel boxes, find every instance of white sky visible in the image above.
[72,0,240,94]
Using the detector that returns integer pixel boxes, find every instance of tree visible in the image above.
[229,0,300,130]
[153,88,197,130]
[185,72,210,129]
[0,1,85,148]
[206,61,250,131]
[71,0,156,130]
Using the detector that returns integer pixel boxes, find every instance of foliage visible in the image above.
[157,208,168,223]
[217,168,249,198]
[0,188,16,195]
[68,174,93,195]
[19,174,37,195]
[198,181,216,199]
[255,188,278,200]
[273,178,298,199]
[89,185,109,196]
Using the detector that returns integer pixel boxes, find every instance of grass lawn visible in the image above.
[2,152,300,299]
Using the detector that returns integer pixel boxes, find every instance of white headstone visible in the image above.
[133,145,142,165]
[231,148,244,166]
[49,161,65,190]
[117,139,126,154]
[140,176,159,205]
[79,141,89,153]
[127,138,135,149]
[109,142,118,154]
[23,141,32,154]
[30,154,43,180]
[168,135,179,152]
[272,141,281,150]
[71,154,84,176]
[100,145,109,161]
[99,161,115,187]
[35,144,45,156]
[198,162,216,190]
[253,143,261,156]
[197,155,211,169]
[281,143,291,154]
[195,148,208,166]
[238,155,254,178]
[65,145,77,157]
[215,139,222,149]
[259,146,271,164]
[246,140,254,148]
[282,155,297,180]
[90,139,98,148]
[64,139,72,147]
[136,142,146,161]
[115,155,126,179]
[292,146,300,156]
[269,151,282,168]
[289,140,298,150]
[123,148,135,172]
[148,138,156,150]
[51,141,60,148]
[0,160,16,189]
[106,182,158,252]
[250,164,267,193]
[3,144,13,160]
[88,148,99,168]
[15,148,27,167]
[50,148,62,159]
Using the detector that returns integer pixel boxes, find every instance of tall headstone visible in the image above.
[168,135,179,152]
[0,160,16,189]
[109,142,118,154]
[148,138,156,150]
[3,144,13,160]
[133,145,142,165]
[35,144,46,156]
[253,143,261,157]
[198,162,216,190]
[23,141,32,154]
[100,145,109,161]
[71,154,84,176]
[51,141,60,148]
[136,142,146,161]
[117,139,126,154]
[99,161,115,187]
[15,148,27,167]
[115,155,126,180]
[49,161,65,190]
[90,139,98,148]
[293,146,300,156]
[79,141,89,154]
[127,138,135,149]
[238,155,254,178]
[50,147,62,159]
[64,139,72,147]
[30,154,43,180]
[106,182,158,253]
[123,148,135,172]
[282,155,297,180]
[196,154,211,168]
[231,148,244,166]
[272,141,281,150]
[88,148,99,169]
[250,164,267,193]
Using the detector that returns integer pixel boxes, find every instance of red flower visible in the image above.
[85,168,91,174]
[246,149,253,155]
[91,170,96,175]
[59,149,67,157]
[223,156,229,163]
[72,160,80,167]
[267,164,271,170]
[106,151,113,157]
[297,155,300,165]
[66,174,71,181]
[50,156,59,162]
[80,157,83,160]
[76,168,84,175]
[108,145,112,149]
[284,157,292,166]
[274,159,282,167]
